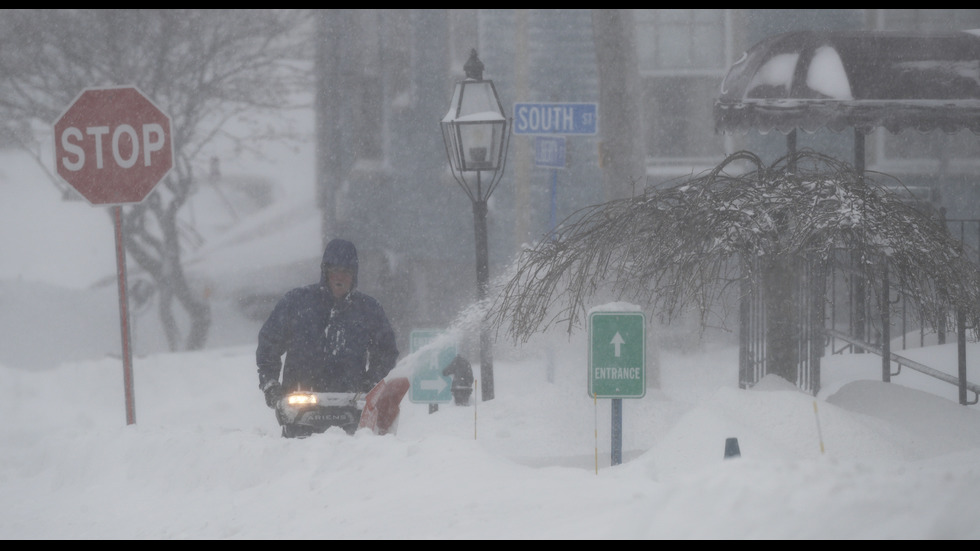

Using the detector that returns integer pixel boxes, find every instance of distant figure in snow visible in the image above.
[442,354,474,406]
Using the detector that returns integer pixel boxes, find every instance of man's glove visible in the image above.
[262,380,284,409]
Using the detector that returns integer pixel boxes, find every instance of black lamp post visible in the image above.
[440,49,511,402]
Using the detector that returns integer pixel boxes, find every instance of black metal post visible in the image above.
[853,128,866,353]
[881,259,891,383]
[738,259,751,389]
[473,197,494,401]
[958,307,967,405]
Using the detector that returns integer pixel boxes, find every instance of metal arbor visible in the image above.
[715,30,980,400]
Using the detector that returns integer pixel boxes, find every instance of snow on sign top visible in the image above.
[589,302,642,315]
[53,86,173,206]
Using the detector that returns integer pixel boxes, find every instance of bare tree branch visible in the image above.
[488,149,980,346]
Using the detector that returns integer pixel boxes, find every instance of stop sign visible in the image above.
[54,86,173,205]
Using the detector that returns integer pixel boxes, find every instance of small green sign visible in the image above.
[409,329,456,404]
[589,311,645,398]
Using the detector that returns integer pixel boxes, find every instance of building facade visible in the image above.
[319,9,980,349]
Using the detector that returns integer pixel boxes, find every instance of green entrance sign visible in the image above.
[409,329,456,404]
[588,311,645,398]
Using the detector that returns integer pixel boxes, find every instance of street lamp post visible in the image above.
[440,49,511,402]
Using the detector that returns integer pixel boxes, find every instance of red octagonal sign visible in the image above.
[54,86,173,205]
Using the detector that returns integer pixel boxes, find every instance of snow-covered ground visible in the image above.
[3,147,980,539]
[2,330,980,539]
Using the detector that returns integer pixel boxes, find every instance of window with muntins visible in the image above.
[635,9,730,170]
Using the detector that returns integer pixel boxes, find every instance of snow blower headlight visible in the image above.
[285,392,318,407]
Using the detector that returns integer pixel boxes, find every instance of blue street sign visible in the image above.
[534,136,566,169]
[513,102,598,135]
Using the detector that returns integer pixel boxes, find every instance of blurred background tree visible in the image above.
[0,9,312,350]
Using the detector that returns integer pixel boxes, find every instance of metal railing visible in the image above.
[826,328,980,405]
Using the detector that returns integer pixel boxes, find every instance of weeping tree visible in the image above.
[488,150,980,380]
[0,9,311,351]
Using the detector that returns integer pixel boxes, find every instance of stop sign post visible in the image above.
[53,86,173,425]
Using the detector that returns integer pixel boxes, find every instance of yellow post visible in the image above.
[813,401,825,454]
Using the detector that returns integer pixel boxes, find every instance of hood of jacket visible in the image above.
[320,238,359,290]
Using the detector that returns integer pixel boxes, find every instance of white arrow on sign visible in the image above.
[420,377,449,393]
[610,332,625,357]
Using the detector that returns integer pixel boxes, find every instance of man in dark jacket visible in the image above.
[256,238,399,436]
